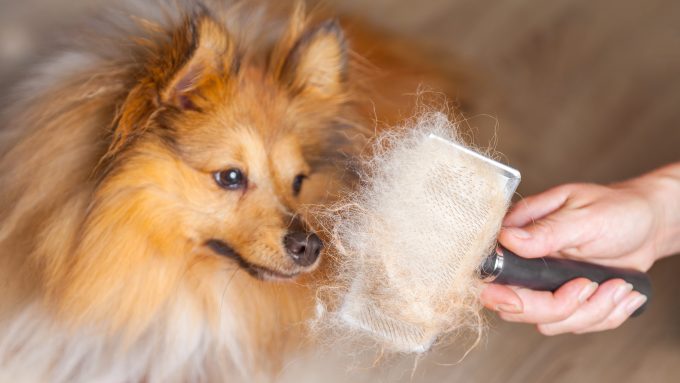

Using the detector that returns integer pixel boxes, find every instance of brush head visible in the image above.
[427,134,521,201]
[320,112,519,353]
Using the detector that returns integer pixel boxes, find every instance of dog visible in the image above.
[0,1,462,381]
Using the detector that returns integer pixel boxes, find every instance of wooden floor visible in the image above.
[1,0,679,382]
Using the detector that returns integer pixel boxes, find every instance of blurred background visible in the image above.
[1,0,679,382]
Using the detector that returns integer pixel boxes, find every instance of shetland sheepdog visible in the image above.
[0,1,460,381]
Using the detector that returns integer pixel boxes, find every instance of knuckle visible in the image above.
[534,219,555,234]
[601,315,625,330]
[554,183,577,194]
[553,301,579,321]
[552,311,571,322]
[533,220,559,252]
[592,302,616,321]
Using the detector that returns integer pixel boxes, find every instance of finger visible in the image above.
[536,279,632,335]
[576,292,647,334]
[499,207,589,258]
[503,185,573,227]
[498,278,597,324]
[480,284,524,313]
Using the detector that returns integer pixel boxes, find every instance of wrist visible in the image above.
[630,163,680,260]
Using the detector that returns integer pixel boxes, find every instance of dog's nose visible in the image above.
[284,232,323,267]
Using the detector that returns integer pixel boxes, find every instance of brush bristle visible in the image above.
[317,111,510,353]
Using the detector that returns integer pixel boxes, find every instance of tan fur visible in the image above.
[0,1,462,381]
[0,2,353,379]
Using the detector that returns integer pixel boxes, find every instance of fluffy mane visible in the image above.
[0,1,363,381]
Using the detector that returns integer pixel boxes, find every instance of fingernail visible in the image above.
[613,283,633,304]
[578,282,599,303]
[496,303,523,314]
[506,227,531,239]
[625,295,647,316]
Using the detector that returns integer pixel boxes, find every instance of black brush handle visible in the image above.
[480,247,652,316]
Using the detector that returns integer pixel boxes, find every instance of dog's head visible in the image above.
[95,12,348,282]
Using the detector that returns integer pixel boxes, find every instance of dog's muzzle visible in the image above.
[283,232,323,267]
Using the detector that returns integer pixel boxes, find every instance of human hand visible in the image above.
[480,166,680,335]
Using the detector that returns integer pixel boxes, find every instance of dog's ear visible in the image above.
[106,15,237,164]
[160,16,237,111]
[277,19,347,98]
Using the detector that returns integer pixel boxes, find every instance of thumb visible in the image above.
[499,208,586,258]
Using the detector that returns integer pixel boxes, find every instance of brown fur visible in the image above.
[0,1,461,380]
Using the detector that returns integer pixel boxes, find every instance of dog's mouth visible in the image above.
[205,239,300,281]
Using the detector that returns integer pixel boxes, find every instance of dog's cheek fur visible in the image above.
[46,144,194,339]
[41,136,301,340]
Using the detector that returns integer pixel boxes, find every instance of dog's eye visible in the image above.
[214,168,247,190]
[292,174,306,195]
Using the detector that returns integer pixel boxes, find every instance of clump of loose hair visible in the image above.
[315,111,509,354]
